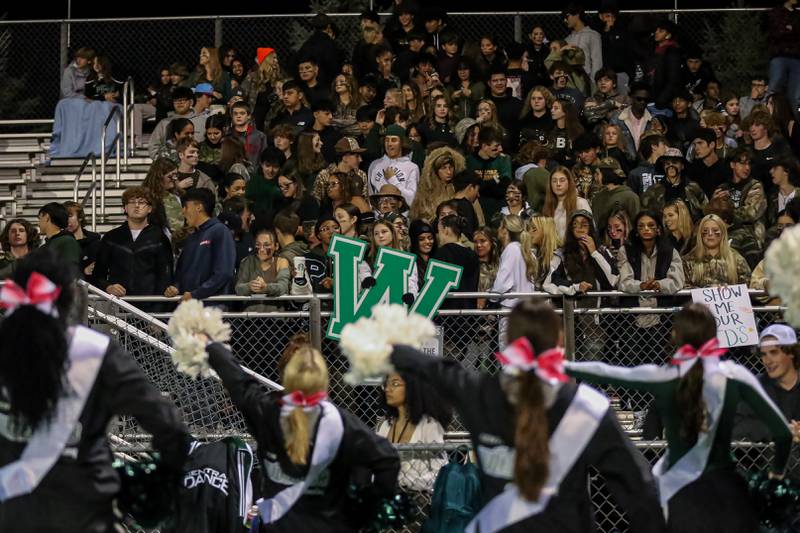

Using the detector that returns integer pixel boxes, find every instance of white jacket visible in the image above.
[367,155,420,207]
[376,415,446,491]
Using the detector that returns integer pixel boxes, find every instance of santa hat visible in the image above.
[256,47,275,65]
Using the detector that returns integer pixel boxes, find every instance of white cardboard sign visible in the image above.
[691,284,758,348]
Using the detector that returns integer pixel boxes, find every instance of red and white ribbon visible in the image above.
[670,338,727,366]
[495,337,568,384]
[0,272,61,318]
[280,391,328,416]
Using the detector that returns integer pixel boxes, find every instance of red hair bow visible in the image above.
[281,390,328,408]
[670,338,727,366]
[0,272,61,317]
[495,337,568,383]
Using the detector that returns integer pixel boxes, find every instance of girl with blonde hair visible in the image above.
[205,342,400,530]
[409,146,466,222]
[475,98,506,138]
[527,215,558,290]
[683,214,751,288]
[662,199,694,255]
[491,214,537,347]
[599,123,634,172]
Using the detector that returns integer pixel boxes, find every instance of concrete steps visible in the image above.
[0,135,153,233]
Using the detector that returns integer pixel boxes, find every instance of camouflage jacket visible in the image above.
[682,250,751,288]
[571,162,603,203]
[312,163,368,203]
[714,179,767,246]
[641,179,708,222]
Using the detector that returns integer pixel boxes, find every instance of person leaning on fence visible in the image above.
[544,210,618,361]
[682,213,751,288]
[92,186,173,300]
[388,299,665,532]
[376,371,453,492]
[0,251,191,533]
[567,303,793,532]
[490,214,536,349]
[202,341,400,532]
[164,188,235,302]
[616,210,685,367]
[234,227,290,311]
[733,324,800,448]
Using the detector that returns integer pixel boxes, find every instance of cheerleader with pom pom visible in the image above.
[346,299,664,532]
[200,339,400,532]
[0,251,191,532]
[567,303,795,532]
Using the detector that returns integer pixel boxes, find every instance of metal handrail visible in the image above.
[72,153,97,231]
[94,288,773,304]
[121,77,135,167]
[0,7,772,25]
[80,280,283,391]
[99,105,122,221]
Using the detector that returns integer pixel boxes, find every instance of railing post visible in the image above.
[100,128,106,219]
[514,14,522,43]
[214,18,223,49]
[91,156,97,232]
[309,296,322,351]
[562,296,576,360]
[115,116,121,190]
[122,80,129,166]
[59,22,69,78]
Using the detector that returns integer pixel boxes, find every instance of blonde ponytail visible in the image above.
[281,346,329,466]
[504,215,538,283]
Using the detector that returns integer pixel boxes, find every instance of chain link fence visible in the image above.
[0,8,769,122]
[388,440,800,533]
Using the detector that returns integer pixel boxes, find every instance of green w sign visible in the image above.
[326,234,463,340]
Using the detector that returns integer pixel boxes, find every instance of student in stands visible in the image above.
[36,202,80,272]
[164,188,235,301]
[93,187,173,299]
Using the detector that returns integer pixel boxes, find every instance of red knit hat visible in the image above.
[256,47,275,65]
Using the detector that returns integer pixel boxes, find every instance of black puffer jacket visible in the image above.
[651,40,683,109]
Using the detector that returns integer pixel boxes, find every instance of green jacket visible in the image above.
[522,166,550,213]
[245,170,281,218]
[42,231,81,270]
[591,185,640,235]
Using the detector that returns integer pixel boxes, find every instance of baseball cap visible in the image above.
[335,137,366,155]
[759,324,798,347]
[193,83,215,96]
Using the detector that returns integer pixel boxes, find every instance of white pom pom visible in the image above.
[765,225,800,328]
[167,300,232,378]
[340,304,436,384]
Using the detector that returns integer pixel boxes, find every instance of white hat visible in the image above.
[759,324,798,347]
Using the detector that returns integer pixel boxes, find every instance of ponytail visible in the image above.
[506,300,563,501]
[676,360,706,445]
[285,407,312,465]
[281,346,329,466]
[672,303,717,445]
[504,215,538,283]
[514,372,550,501]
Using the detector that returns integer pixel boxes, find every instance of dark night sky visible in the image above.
[1,0,780,20]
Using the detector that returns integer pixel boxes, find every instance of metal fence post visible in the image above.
[309,296,322,351]
[562,296,576,360]
[214,18,223,49]
[59,21,69,77]
[514,14,522,43]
